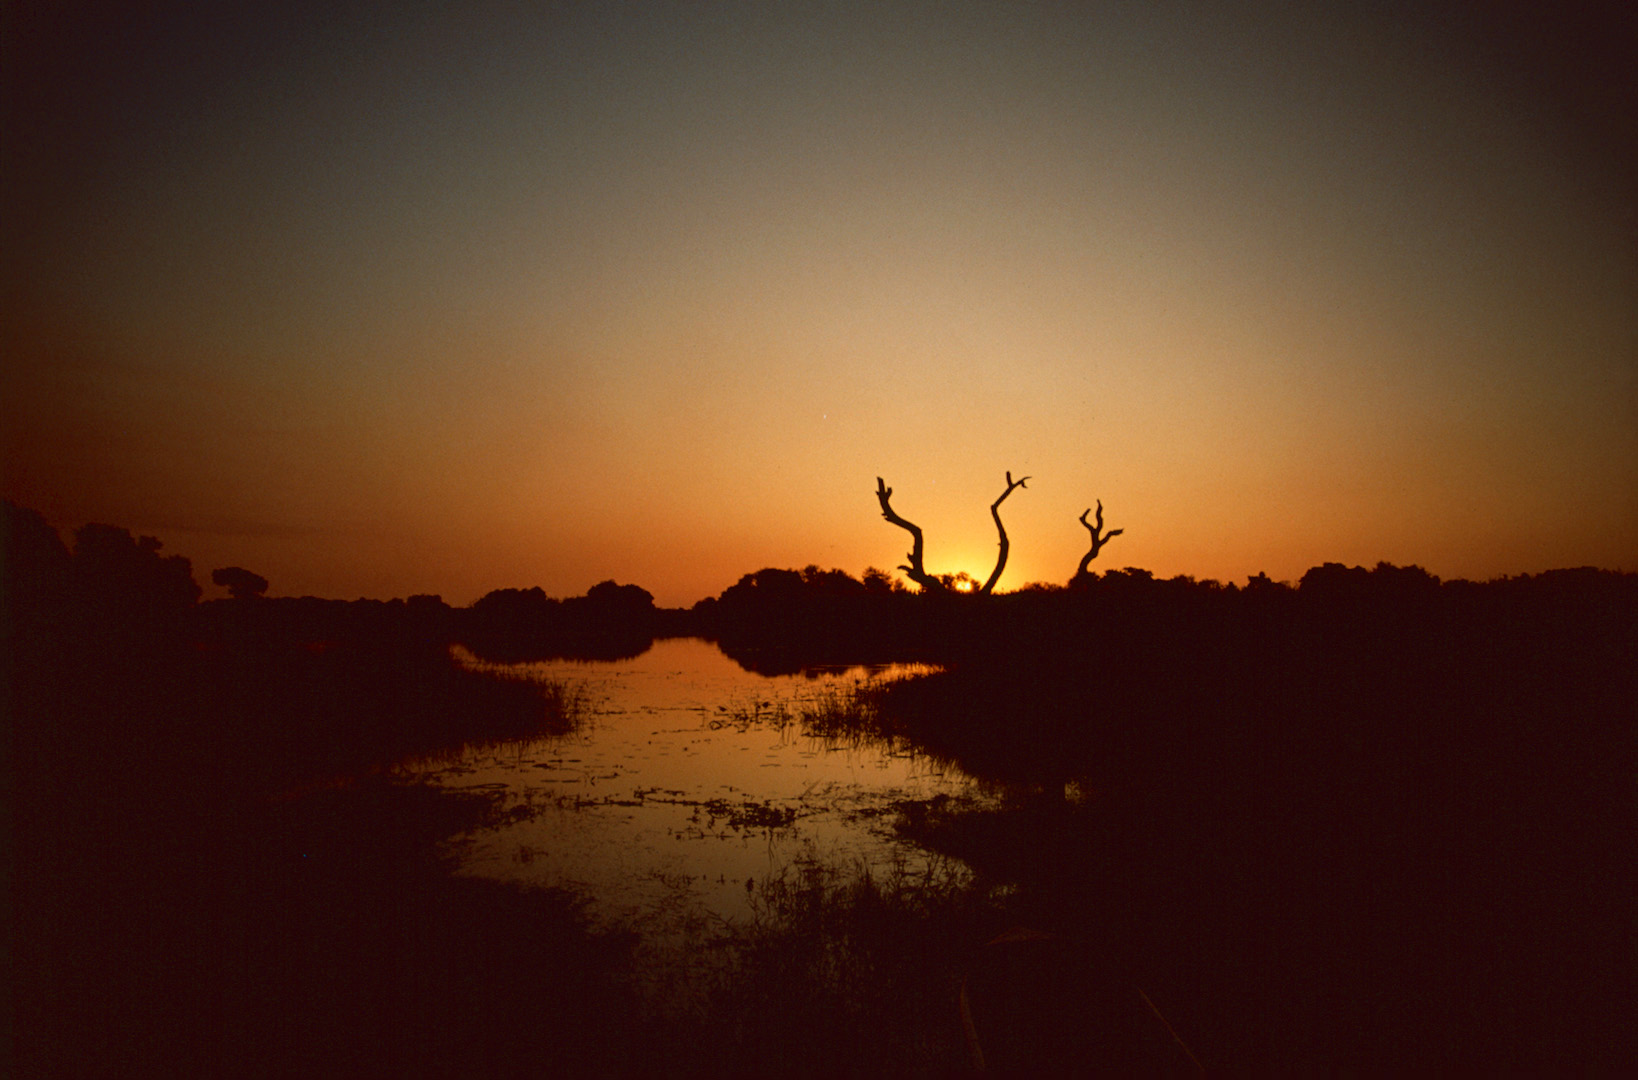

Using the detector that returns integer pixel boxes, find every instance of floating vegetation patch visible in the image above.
[708,696,797,733]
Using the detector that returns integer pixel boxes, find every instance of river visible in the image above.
[404,637,988,943]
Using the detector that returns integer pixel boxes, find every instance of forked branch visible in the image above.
[875,477,944,592]
[1074,500,1123,581]
[979,471,1030,594]
[874,472,1031,595]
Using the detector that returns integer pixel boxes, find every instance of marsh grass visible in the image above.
[709,669,938,750]
[449,646,595,726]
[400,659,593,769]
[793,681,884,740]
[636,849,997,1076]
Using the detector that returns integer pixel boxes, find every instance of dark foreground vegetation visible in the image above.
[763,563,1638,1069]
[5,503,640,1077]
[7,499,1635,1072]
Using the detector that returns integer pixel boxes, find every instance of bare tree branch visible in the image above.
[875,477,945,592]
[979,471,1030,595]
[1074,500,1123,582]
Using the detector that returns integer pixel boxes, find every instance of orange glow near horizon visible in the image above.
[4,4,1633,608]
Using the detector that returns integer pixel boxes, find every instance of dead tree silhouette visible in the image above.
[875,472,1029,594]
[1072,501,1123,584]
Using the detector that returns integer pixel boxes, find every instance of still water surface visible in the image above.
[410,638,985,938]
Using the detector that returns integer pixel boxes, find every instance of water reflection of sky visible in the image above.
[410,638,983,936]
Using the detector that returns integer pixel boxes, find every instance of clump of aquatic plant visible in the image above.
[794,681,881,740]
[708,675,932,753]
[790,678,932,762]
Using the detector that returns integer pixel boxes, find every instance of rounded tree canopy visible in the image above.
[212,566,269,600]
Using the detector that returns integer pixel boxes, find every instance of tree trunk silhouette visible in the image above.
[875,472,1029,595]
[1072,501,1122,583]
[979,471,1030,594]
[875,477,945,592]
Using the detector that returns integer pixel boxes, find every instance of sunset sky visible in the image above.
[4,2,1633,606]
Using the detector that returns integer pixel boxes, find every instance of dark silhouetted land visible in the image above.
[6,501,1634,1073]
